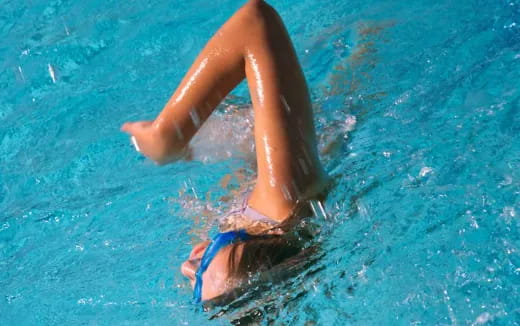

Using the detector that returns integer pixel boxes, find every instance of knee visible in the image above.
[241,0,280,30]
[245,0,266,9]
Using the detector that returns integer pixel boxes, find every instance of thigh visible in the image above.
[244,2,326,220]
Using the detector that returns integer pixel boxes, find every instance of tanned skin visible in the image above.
[121,0,326,225]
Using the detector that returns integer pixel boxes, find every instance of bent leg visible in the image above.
[122,1,261,163]
[126,0,326,220]
[153,3,254,145]
[242,1,326,221]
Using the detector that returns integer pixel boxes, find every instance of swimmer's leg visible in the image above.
[122,1,256,163]
[122,0,326,217]
[240,1,326,221]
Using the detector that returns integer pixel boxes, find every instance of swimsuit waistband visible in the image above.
[223,192,281,226]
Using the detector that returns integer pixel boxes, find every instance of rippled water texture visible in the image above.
[1,0,519,324]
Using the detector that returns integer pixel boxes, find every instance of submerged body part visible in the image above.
[122,0,328,302]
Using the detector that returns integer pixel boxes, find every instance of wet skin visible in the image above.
[181,241,243,301]
[122,0,327,301]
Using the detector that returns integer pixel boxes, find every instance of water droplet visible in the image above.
[344,114,356,132]
[281,184,292,201]
[173,122,184,141]
[47,63,57,83]
[189,109,200,127]
[17,66,25,82]
[298,157,309,175]
[419,166,433,177]
[62,18,70,35]
[280,95,291,113]
[472,312,492,325]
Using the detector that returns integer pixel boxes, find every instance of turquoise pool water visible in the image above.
[1,0,519,324]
